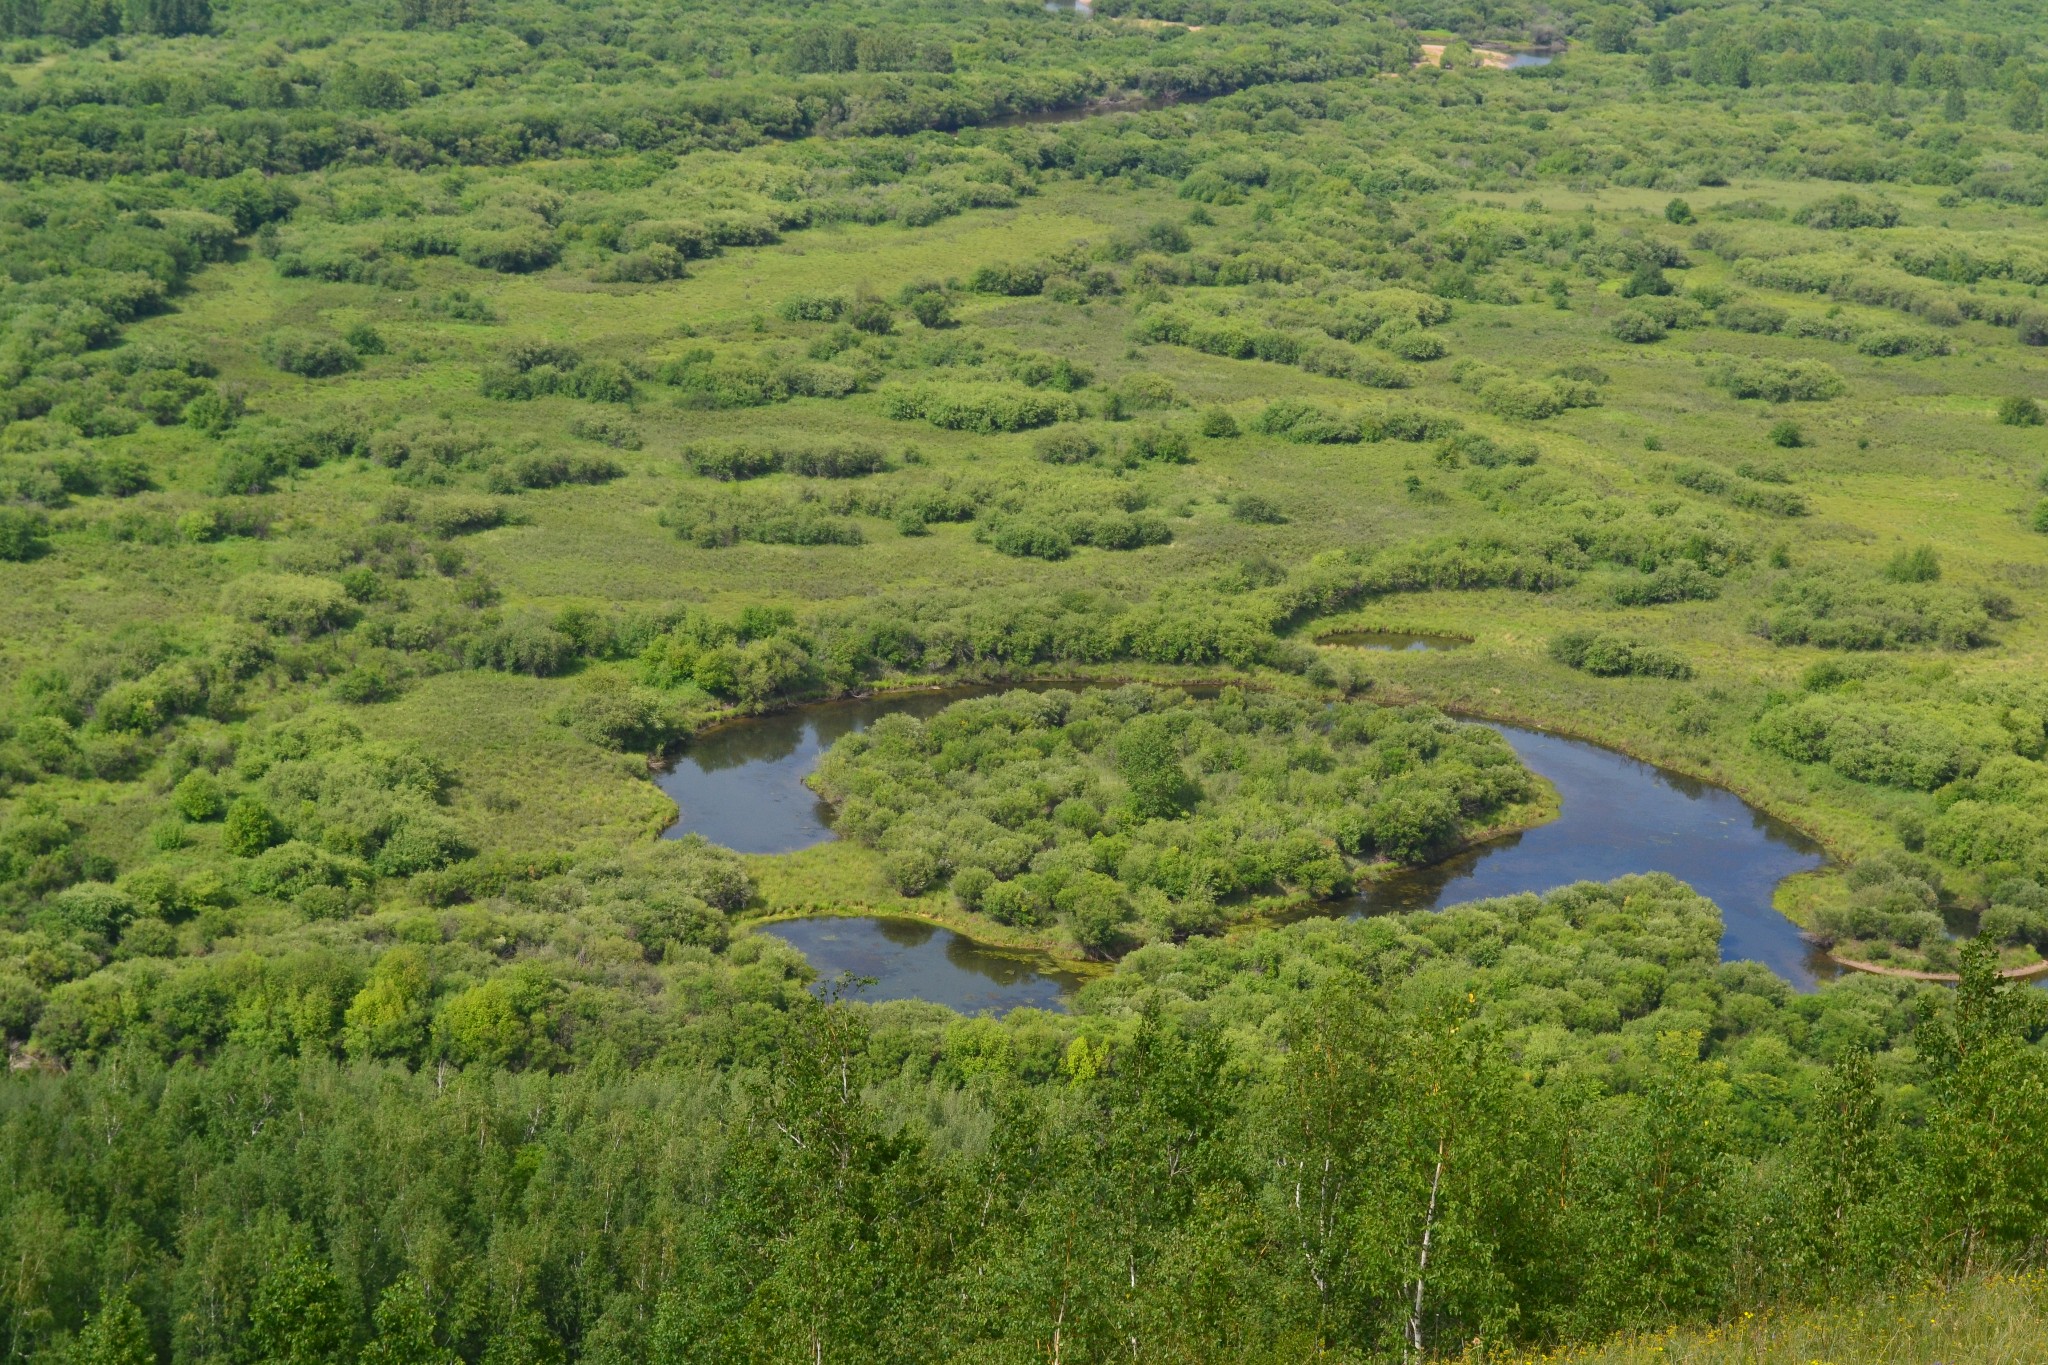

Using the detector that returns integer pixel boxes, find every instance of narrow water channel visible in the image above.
[656,691,1831,1012]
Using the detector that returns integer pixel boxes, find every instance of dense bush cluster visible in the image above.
[1549,630,1694,680]
[683,440,888,481]
[813,688,1531,948]
[661,487,868,549]
[880,381,1082,433]
[1753,570,1996,650]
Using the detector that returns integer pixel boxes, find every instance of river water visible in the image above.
[657,689,1832,1011]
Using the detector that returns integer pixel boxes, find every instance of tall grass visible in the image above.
[1452,1273,2048,1365]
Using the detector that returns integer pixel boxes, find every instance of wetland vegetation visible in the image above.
[2,0,2048,1358]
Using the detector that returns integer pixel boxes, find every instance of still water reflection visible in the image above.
[1353,724,1832,987]
[661,693,1835,1011]
[759,916,1086,1013]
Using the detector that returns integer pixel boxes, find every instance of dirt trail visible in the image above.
[1831,953,2048,984]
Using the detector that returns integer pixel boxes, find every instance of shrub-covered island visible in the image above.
[810,687,1542,950]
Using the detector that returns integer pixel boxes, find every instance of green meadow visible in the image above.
[3,0,2048,1360]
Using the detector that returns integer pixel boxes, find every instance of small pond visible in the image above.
[657,691,984,856]
[662,690,1833,1012]
[1319,630,1470,652]
[762,916,1087,1014]
[1496,50,1555,68]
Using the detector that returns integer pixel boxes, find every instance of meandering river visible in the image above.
[656,690,1830,1012]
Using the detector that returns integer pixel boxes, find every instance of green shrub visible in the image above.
[1549,631,1694,679]
[1794,193,1901,230]
[1230,494,1287,524]
[1883,545,1941,583]
[1752,697,1991,789]
[1198,408,1240,438]
[1997,396,2044,426]
[663,490,865,549]
[1857,329,1950,359]
[1757,571,1991,649]
[1711,357,1846,401]
[1611,561,1720,605]
[594,245,686,283]
[880,383,1077,434]
[221,574,355,637]
[0,507,50,561]
[1716,300,1787,334]
[1125,426,1191,463]
[1769,420,1804,448]
[568,416,643,449]
[1609,310,1667,343]
[221,796,282,856]
[967,261,1047,296]
[811,689,1530,941]
[1619,263,1674,298]
[50,884,137,938]
[1034,429,1100,464]
[1251,401,1362,444]
[171,771,226,821]
[989,520,1074,560]
[500,453,623,491]
[458,228,559,273]
[261,331,360,378]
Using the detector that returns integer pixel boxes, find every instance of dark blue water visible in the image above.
[656,691,981,855]
[663,697,1833,1012]
[1356,724,1831,986]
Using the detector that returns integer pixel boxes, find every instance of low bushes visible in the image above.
[880,382,1080,433]
[1794,193,1901,230]
[683,441,888,480]
[1752,696,2000,790]
[662,489,866,548]
[1549,631,1694,679]
[1672,462,1809,517]
[1753,571,1994,650]
[480,344,635,403]
[1709,357,1846,402]
[261,331,360,379]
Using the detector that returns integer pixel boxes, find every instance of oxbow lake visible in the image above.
[656,691,1829,1013]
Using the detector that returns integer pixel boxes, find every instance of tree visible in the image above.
[1663,198,1694,225]
[1919,940,2048,1268]
[2008,79,2042,132]
[248,1245,351,1365]
[1115,717,1194,820]
[1587,6,1636,54]
[43,0,120,43]
[361,1277,456,1365]
[1646,52,1673,86]
[1943,85,1967,121]
[72,1290,152,1365]
[343,947,433,1061]
[123,0,209,35]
